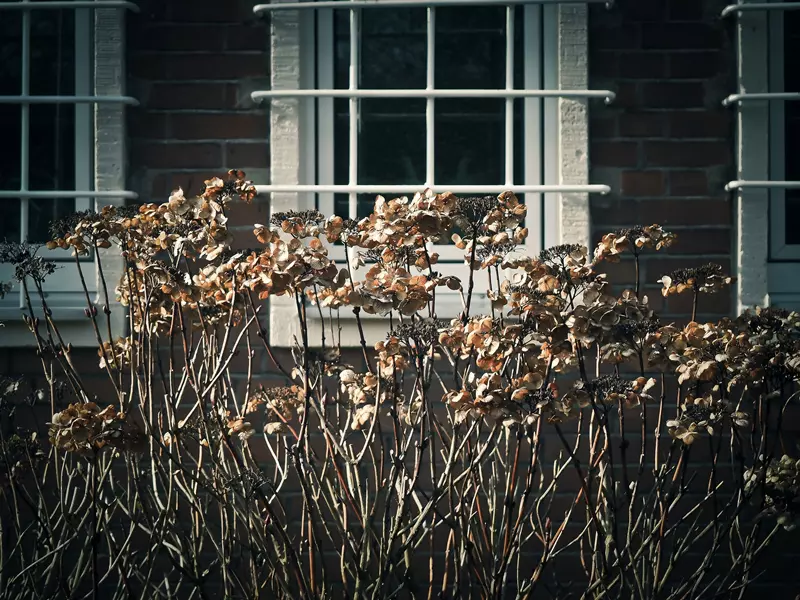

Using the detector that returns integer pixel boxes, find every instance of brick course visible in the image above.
[589,0,734,324]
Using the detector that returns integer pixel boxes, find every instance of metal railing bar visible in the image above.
[252,88,615,102]
[254,0,614,13]
[254,184,611,194]
[723,92,800,106]
[721,2,800,18]
[725,180,800,191]
[0,1,139,12]
[0,190,140,199]
[0,95,139,105]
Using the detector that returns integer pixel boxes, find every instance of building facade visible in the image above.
[0,0,799,594]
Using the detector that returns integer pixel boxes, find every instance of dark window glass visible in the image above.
[0,8,77,243]
[331,6,526,221]
[784,6,800,245]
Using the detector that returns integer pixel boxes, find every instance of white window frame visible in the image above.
[725,0,800,311]
[260,0,609,347]
[0,1,138,346]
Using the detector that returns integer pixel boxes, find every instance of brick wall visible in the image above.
[588,0,735,322]
[126,0,271,238]
[3,1,797,596]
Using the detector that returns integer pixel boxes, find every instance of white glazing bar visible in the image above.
[725,181,800,191]
[0,1,139,11]
[0,190,139,199]
[255,184,611,194]
[504,5,514,186]
[255,0,614,13]
[722,2,800,18]
[0,95,139,105]
[723,92,800,106]
[20,0,30,249]
[316,9,335,217]
[425,6,435,187]
[348,8,359,221]
[252,88,615,101]
[75,8,92,213]
[525,3,544,251]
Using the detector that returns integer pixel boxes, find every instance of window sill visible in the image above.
[0,306,127,347]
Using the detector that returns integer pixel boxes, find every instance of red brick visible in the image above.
[160,54,267,80]
[135,25,226,51]
[171,113,267,140]
[641,23,721,50]
[643,198,731,226]
[618,112,666,138]
[625,0,667,21]
[668,0,705,21]
[621,171,666,196]
[166,0,252,22]
[226,25,268,51]
[618,53,667,79]
[613,82,639,108]
[150,171,222,197]
[131,142,222,169]
[147,83,229,110]
[646,257,732,277]
[668,171,709,196]
[590,116,617,139]
[642,82,705,108]
[591,142,639,167]
[227,200,271,229]
[226,143,269,168]
[661,229,730,255]
[668,111,730,138]
[595,199,731,227]
[668,52,722,79]
[592,52,619,78]
[591,25,640,50]
[127,112,169,140]
[666,288,732,316]
[644,141,729,167]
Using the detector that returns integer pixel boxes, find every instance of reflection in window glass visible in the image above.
[0,8,77,242]
[331,6,526,222]
[785,8,800,245]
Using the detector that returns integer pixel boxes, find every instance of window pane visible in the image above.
[330,6,526,221]
[435,99,504,185]
[27,198,73,243]
[0,106,21,192]
[30,9,75,96]
[0,9,21,192]
[784,7,800,245]
[334,8,426,90]
[0,201,21,243]
[30,104,76,192]
[435,6,506,90]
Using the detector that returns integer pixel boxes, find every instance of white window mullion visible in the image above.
[425,7,435,188]
[347,7,359,223]
[316,9,335,219]
[504,5,515,187]
[75,8,93,214]
[17,1,32,310]
[526,3,545,253]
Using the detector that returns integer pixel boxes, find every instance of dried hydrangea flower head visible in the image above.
[49,402,144,455]
[658,263,734,297]
[590,375,656,409]
[0,242,57,284]
[745,455,800,530]
[594,224,676,263]
[666,393,748,445]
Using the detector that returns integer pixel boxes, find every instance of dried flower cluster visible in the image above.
[48,402,143,455]
[1,171,797,600]
[746,455,800,530]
